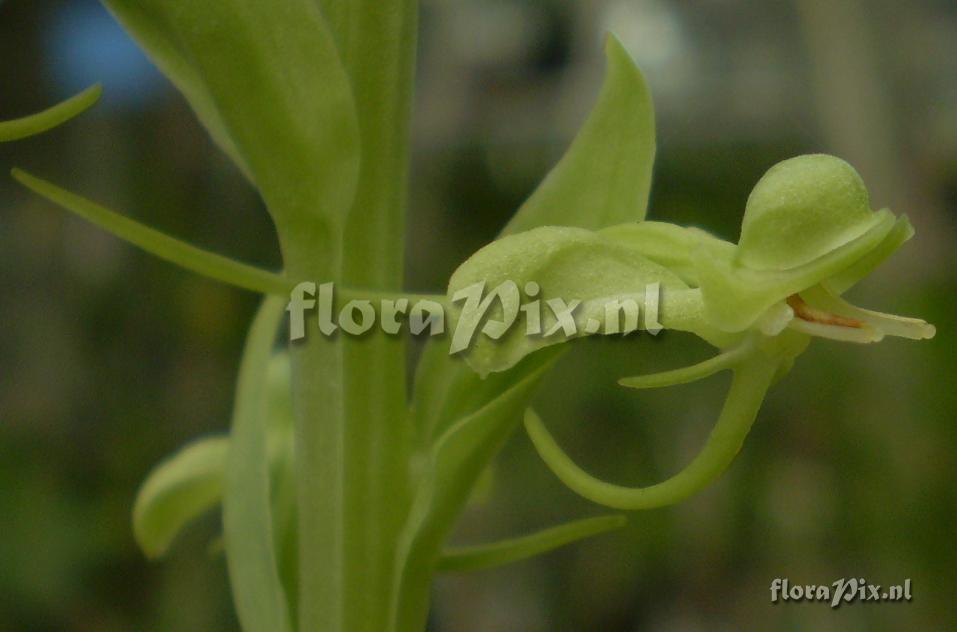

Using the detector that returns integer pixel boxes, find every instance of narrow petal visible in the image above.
[618,340,754,389]
[438,515,626,573]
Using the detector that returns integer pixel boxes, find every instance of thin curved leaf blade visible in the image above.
[10,170,290,294]
[223,297,291,632]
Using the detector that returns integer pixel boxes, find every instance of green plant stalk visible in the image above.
[284,3,419,631]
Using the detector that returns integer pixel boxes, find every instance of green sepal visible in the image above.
[447,226,688,377]
[599,221,715,286]
[824,214,914,295]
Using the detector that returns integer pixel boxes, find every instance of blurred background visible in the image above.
[1,0,955,630]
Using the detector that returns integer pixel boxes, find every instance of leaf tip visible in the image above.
[9,167,39,192]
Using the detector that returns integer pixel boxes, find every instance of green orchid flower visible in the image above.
[449,152,934,511]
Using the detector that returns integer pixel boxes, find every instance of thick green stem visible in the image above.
[289,2,419,631]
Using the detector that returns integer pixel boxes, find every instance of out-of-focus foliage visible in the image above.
[1,0,955,630]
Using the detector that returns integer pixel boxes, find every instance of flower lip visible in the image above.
[786,294,863,329]
[695,208,900,334]
[782,284,936,343]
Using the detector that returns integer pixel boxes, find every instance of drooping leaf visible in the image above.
[223,296,291,632]
[504,34,655,234]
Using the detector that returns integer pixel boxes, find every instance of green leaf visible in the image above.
[11,169,291,294]
[0,84,101,142]
[465,464,496,507]
[97,3,251,178]
[132,436,228,559]
[503,34,655,234]
[223,296,291,632]
[411,32,656,445]
[393,349,561,631]
[131,353,293,561]
[438,515,626,573]
[102,0,360,265]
